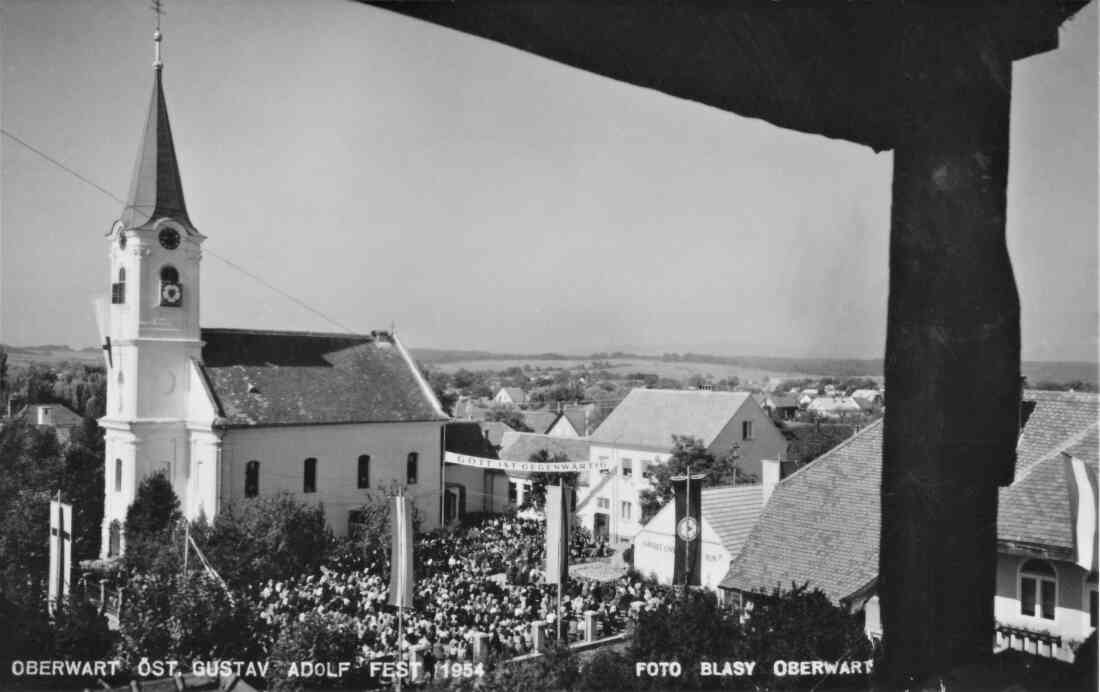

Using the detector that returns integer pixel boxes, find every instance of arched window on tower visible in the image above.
[357,455,371,489]
[114,458,123,492]
[112,267,126,304]
[108,520,121,558]
[245,461,260,498]
[1020,559,1057,620]
[159,265,182,307]
[303,457,317,493]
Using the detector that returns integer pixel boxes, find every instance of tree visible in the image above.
[638,436,755,521]
[117,570,259,669]
[266,611,366,690]
[524,452,579,511]
[122,471,181,571]
[51,596,113,662]
[0,347,7,399]
[486,403,532,432]
[345,481,423,565]
[199,492,333,589]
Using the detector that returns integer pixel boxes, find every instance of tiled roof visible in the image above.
[520,409,560,434]
[767,394,800,409]
[199,328,447,427]
[16,404,84,428]
[499,387,527,403]
[702,485,765,557]
[720,420,883,601]
[560,407,589,435]
[444,421,500,458]
[806,396,862,413]
[721,390,1099,601]
[498,432,591,462]
[589,389,751,451]
[850,389,881,401]
[999,423,1099,554]
[479,421,512,447]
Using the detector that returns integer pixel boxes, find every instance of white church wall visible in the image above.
[220,421,445,536]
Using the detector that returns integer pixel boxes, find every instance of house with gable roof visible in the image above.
[720,390,1099,663]
[576,388,787,544]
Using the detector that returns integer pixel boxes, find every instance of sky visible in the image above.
[1,1,1096,361]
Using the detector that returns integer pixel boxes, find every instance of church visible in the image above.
[98,33,449,558]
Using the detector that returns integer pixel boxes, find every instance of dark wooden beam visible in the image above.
[365,2,1079,152]
[880,21,1019,685]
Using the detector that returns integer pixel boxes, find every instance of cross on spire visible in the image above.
[151,0,165,69]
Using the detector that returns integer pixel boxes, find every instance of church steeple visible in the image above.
[120,28,190,230]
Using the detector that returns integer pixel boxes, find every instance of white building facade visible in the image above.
[99,57,447,558]
[575,389,788,544]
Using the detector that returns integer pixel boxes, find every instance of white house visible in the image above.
[721,391,1099,664]
[576,389,788,545]
[98,54,448,558]
[632,478,772,590]
[806,395,864,419]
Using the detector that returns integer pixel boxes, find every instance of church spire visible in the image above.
[120,17,191,230]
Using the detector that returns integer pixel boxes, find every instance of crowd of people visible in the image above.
[252,515,672,677]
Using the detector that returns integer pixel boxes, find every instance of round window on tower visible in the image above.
[158,227,180,250]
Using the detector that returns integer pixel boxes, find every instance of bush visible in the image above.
[200,492,333,589]
[266,611,366,690]
[51,597,113,661]
[117,571,259,668]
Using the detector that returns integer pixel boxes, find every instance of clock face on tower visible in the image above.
[158,227,181,250]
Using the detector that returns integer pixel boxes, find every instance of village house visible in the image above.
[805,395,865,420]
[443,422,590,515]
[576,388,787,544]
[7,403,85,444]
[493,386,527,406]
[98,57,448,558]
[720,390,1099,664]
[632,463,785,589]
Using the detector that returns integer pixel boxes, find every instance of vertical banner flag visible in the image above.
[1063,452,1099,572]
[389,495,415,608]
[672,471,705,586]
[48,498,73,611]
[544,484,571,585]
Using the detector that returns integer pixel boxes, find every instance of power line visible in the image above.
[2,129,126,205]
[2,127,355,335]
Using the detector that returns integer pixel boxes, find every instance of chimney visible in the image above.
[762,459,781,505]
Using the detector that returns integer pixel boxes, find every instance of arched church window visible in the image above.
[357,455,371,489]
[159,265,182,307]
[303,458,317,493]
[108,521,121,558]
[245,461,260,498]
[112,267,126,304]
[1020,559,1057,620]
[407,452,419,485]
[114,458,122,492]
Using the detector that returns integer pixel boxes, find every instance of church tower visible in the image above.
[100,28,205,558]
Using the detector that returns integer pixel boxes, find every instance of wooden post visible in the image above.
[880,30,1018,686]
